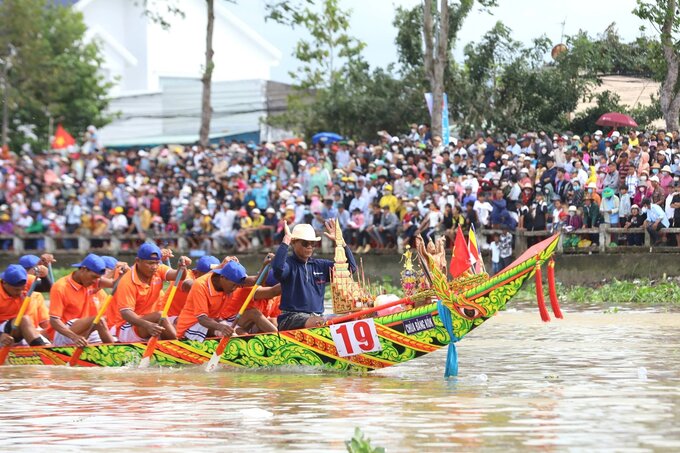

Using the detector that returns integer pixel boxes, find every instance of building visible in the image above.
[69,0,289,146]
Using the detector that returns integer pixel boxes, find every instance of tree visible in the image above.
[0,0,113,152]
[287,0,365,89]
[634,0,680,130]
[394,1,496,140]
[199,0,215,147]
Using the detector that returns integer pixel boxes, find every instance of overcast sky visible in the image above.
[230,0,647,83]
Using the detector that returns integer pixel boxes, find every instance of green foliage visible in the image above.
[345,428,385,453]
[0,0,113,151]
[516,279,680,305]
[570,90,662,134]
[287,0,365,90]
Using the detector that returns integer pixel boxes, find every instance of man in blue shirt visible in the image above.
[272,220,357,330]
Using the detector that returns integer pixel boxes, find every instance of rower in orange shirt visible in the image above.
[0,265,47,347]
[50,254,116,347]
[176,257,277,340]
[251,270,282,328]
[18,254,55,294]
[18,254,54,336]
[162,255,220,324]
[107,243,190,343]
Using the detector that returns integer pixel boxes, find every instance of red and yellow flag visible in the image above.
[52,124,75,149]
[468,225,485,274]
[449,225,472,278]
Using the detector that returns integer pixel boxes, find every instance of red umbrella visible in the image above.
[595,112,638,128]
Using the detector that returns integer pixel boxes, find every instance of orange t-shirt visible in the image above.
[24,274,36,292]
[252,296,281,318]
[28,292,49,328]
[0,282,22,323]
[219,286,257,319]
[162,269,195,317]
[108,264,170,327]
[49,274,101,323]
[176,274,230,338]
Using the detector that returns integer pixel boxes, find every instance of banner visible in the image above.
[424,93,450,145]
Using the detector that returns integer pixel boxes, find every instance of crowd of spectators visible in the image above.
[1,123,679,256]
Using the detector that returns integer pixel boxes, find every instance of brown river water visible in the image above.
[1,309,679,452]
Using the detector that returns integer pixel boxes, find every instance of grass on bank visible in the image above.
[515,279,680,305]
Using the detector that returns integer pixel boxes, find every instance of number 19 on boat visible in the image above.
[329,318,382,358]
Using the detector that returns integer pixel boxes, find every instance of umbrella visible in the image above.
[311,132,343,144]
[595,112,638,128]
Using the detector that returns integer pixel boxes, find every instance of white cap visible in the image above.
[201,209,209,215]
[266,207,276,214]
[612,131,621,138]
[252,208,261,214]
[594,130,603,136]
[501,154,509,160]
[650,175,660,182]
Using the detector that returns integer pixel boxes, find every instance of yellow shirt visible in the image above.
[379,194,400,214]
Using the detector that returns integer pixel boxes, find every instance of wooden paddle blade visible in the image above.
[0,345,10,366]
[139,336,159,368]
[205,336,229,372]
[67,347,85,366]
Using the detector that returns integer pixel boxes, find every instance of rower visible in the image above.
[175,261,245,341]
[251,270,282,328]
[106,243,190,343]
[49,254,115,347]
[0,265,48,347]
[16,255,51,338]
[18,254,54,293]
[162,255,220,324]
[272,220,357,330]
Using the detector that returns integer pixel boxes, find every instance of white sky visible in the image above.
[230,0,648,84]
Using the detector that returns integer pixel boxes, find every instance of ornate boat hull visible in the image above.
[5,235,560,371]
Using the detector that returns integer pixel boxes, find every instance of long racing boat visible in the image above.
[4,234,561,373]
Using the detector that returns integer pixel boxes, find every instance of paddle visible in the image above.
[47,262,55,284]
[138,266,185,368]
[205,264,270,372]
[0,278,41,366]
[67,273,124,367]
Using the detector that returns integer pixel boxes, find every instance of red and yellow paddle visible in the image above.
[205,264,270,372]
[0,278,41,366]
[67,273,123,367]
[139,267,185,368]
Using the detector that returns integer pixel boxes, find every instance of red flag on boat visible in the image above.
[449,225,472,278]
[52,124,76,149]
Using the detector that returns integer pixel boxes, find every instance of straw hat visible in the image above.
[290,224,320,242]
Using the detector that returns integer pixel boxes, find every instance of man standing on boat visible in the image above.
[273,220,357,330]
[50,254,116,347]
[107,243,190,342]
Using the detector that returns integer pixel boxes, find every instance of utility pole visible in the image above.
[1,44,17,150]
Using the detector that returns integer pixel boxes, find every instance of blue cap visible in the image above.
[1,264,28,286]
[18,254,40,269]
[212,261,247,283]
[71,254,106,276]
[137,243,162,261]
[101,256,118,270]
[265,269,278,287]
[194,255,220,273]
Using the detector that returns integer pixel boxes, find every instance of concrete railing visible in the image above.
[0,227,678,256]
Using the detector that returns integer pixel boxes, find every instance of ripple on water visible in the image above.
[1,312,679,451]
